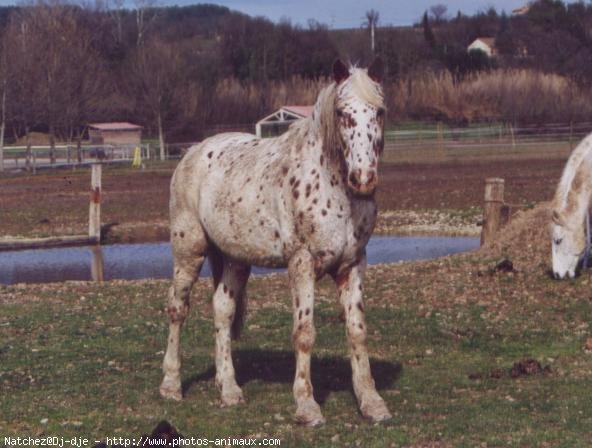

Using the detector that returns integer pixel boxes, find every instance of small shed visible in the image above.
[467,37,497,57]
[255,105,313,138]
[88,122,142,146]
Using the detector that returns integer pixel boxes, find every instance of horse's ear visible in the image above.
[368,57,384,83]
[552,210,566,226]
[333,59,349,84]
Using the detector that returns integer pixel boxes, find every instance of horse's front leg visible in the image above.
[288,249,325,427]
[334,253,392,423]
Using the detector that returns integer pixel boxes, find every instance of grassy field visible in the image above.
[2,204,592,447]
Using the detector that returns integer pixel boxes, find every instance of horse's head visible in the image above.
[551,209,587,279]
[332,58,385,196]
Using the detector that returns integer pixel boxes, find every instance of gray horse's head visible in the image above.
[551,209,587,279]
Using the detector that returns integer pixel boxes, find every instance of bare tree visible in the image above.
[59,5,106,162]
[4,8,45,171]
[108,0,126,45]
[5,1,107,168]
[0,33,7,172]
[364,9,379,55]
[429,4,448,22]
[134,0,158,47]
[128,36,184,159]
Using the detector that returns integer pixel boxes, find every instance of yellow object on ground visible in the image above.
[132,146,141,167]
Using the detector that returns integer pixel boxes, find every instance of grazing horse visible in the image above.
[159,58,392,426]
[551,133,592,279]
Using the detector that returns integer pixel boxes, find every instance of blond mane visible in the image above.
[343,67,385,109]
[287,67,384,162]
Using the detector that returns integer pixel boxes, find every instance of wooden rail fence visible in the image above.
[0,163,102,251]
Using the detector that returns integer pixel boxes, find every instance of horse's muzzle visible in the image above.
[348,169,377,195]
[552,270,575,280]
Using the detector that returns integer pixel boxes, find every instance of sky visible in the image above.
[0,0,576,28]
[174,0,539,28]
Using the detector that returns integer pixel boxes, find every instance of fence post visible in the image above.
[480,177,505,246]
[89,163,102,243]
[90,246,104,282]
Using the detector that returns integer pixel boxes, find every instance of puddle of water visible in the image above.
[0,236,479,285]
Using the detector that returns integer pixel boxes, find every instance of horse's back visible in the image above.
[171,132,259,211]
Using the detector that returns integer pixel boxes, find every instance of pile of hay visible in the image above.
[479,202,552,275]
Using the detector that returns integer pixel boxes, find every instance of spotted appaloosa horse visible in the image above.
[159,58,391,426]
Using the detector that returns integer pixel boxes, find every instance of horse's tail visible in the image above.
[208,248,247,341]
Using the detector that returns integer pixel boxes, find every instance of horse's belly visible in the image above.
[198,193,288,268]
[211,232,287,268]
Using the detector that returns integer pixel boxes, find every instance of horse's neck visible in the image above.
[559,153,592,224]
[291,101,339,160]
[557,134,592,213]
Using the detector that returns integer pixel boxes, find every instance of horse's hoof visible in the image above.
[294,401,325,427]
[294,414,326,428]
[360,398,392,423]
[371,413,393,425]
[220,388,245,407]
[160,385,183,401]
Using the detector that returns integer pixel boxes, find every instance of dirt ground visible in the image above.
[0,155,566,241]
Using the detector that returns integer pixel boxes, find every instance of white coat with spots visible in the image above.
[159,59,391,426]
[551,133,592,279]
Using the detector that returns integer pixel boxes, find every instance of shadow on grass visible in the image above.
[182,348,401,404]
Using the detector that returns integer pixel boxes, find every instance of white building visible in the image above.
[467,37,497,57]
[255,105,313,138]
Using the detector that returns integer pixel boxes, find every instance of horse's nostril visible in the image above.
[367,170,376,184]
[349,171,360,186]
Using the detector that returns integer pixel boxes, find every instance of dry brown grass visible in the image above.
[205,69,592,128]
[388,69,592,124]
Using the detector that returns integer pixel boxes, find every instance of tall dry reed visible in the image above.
[180,68,592,140]
[388,69,592,124]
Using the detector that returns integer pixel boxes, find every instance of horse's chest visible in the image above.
[287,179,376,271]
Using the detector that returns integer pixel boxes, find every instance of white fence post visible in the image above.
[89,163,102,242]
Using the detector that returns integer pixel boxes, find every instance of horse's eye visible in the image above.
[336,108,344,117]
[376,108,385,117]
[554,238,563,245]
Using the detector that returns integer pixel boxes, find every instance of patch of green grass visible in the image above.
[2,275,592,446]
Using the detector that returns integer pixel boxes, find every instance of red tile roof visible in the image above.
[89,122,142,131]
[282,106,314,118]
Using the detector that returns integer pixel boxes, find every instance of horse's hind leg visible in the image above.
[212,256,250,406]
[160,223,207,401]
